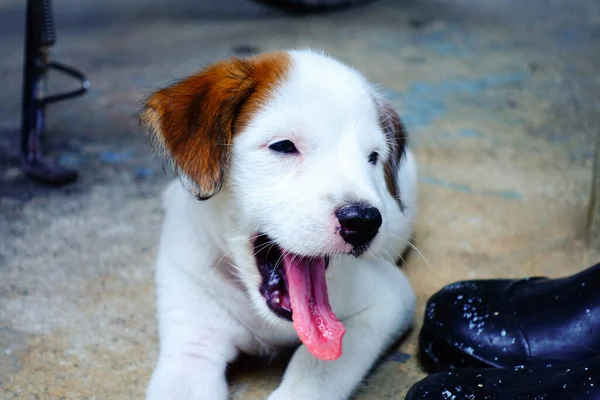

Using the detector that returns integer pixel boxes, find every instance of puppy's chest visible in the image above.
[211,257,298,352]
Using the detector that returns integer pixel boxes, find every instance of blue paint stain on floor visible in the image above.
[385,90,447,128]
[410,72,528,97]
[421,176,523,200]
[432,43,468,56]
[405,99,447,128]
[387,351,412,364]
[99,150,134,164]
[386,72,529,130]
[134,167,154,179]
[58,152,88,167]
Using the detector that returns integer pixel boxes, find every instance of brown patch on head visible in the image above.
[379,103,408,210]
[140,52,291,200]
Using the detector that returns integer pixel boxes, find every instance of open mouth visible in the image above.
[254,234,345,360]
[255,234,329,321]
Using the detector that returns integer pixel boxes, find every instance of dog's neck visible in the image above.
[188,185,251,258]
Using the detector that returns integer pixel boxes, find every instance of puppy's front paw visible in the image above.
[146,360,228,400]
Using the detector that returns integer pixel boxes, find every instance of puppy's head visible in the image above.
[141,52,291,200]
[142,50,407,342]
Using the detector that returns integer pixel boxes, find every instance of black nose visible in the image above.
[336,203,382,248]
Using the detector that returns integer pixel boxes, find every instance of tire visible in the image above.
[249,0,377,14]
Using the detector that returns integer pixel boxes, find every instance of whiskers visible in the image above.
[253,239,277,257]
[379,232,432,271]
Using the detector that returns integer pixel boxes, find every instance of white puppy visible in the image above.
[142,49,418,400]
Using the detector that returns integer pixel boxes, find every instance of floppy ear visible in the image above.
[378,102,408,211]
[140,53,290,200]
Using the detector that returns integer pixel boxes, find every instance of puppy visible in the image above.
[142,49,418,400]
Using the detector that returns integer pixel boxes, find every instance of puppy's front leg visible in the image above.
[146,266,241,400]
[268,261,416,400]
[146,353,228,400]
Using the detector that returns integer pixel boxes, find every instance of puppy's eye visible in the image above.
[368,152,379,165]
[269,140,298,154]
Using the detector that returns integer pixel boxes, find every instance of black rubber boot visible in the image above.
[419,263,600,371]
[406,356,600,400]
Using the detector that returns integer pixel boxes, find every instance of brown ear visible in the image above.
[379,102,408,211]
[140,52,290,200]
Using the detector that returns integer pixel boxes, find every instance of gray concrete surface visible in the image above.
[590,131,600,248]
[1,0,599,398]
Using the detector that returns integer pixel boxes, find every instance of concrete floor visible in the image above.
[1,0,599,398]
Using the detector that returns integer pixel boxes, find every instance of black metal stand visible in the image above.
[21,0,89,185]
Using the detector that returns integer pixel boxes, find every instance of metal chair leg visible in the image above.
[21,0,89,185]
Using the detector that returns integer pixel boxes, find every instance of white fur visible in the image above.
[146,50,418,400]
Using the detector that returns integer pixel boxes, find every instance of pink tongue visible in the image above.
[283,254,346,360]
